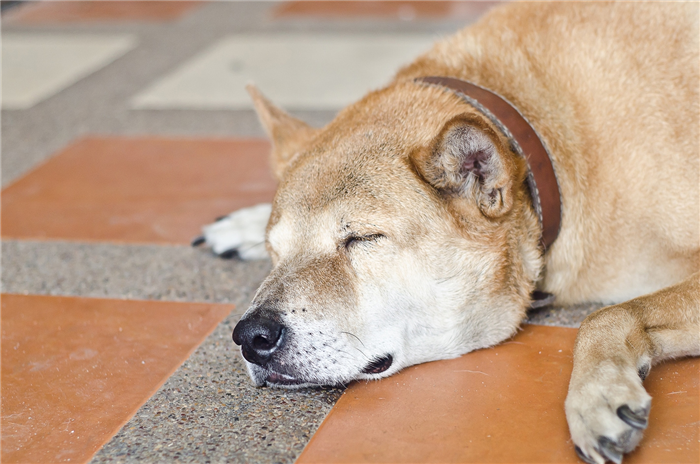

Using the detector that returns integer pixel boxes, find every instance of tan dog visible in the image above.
[199,3,699,463]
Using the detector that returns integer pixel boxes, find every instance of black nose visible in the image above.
[232,315,285,366]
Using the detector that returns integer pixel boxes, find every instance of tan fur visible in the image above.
[242,3,699,463]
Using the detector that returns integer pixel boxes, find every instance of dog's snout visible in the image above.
[233,316,285,366]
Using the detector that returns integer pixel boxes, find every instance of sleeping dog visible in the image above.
[196,3,699,463]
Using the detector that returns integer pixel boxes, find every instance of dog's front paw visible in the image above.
[565,360,651,464]
[192,203,272,260]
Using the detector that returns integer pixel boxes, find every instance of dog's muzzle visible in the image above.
[232,315,286,366]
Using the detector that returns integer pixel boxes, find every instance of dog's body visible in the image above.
[202,3,699,463]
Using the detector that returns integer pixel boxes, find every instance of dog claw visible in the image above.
[218,249,238,259]
[616,404,648,430]
[215,215,228,222]
[191,235,205,247]
[575,445,597,464]
[597,437,623,464]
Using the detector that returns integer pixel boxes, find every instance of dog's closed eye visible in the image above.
[344,234,385,250]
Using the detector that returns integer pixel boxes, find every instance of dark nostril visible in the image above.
[252,334,278,351]
[232,315,285,366]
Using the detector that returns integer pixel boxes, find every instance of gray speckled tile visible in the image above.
[2,240,271,305]
[526,302,604,328]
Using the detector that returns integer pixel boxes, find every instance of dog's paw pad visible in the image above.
[566,362,652,463]
[197,203,272,261]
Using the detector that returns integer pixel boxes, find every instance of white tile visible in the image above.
[2,34,136,110]
[131,34,438,110]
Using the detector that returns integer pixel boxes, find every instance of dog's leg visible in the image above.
[566,272,699,464]
[192,203,271,260]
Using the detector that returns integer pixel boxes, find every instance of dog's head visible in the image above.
[234,82,543,387]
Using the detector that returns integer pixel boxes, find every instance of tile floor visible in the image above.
[1,2,697,464]
[298,325,699,464]
[3,137,276,244]
[2,294,232,464]
[1,33,136,109]
[3,1,202,23]
[272,1,503,20]
[131,34,439,110]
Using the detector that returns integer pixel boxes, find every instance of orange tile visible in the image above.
[1,294,233,464]
[297,324,699,463]
[4,1,202,23]
[273,1,502,20]
[1,137,276,245]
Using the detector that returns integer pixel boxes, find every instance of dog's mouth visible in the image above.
[263,354,393,386]
[361,354,393,374]
[265,371,306,386]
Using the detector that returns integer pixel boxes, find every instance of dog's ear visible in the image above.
[247,84,318,179]
[412,113,518,218]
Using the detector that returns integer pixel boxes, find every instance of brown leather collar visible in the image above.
[416,76,562,251]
